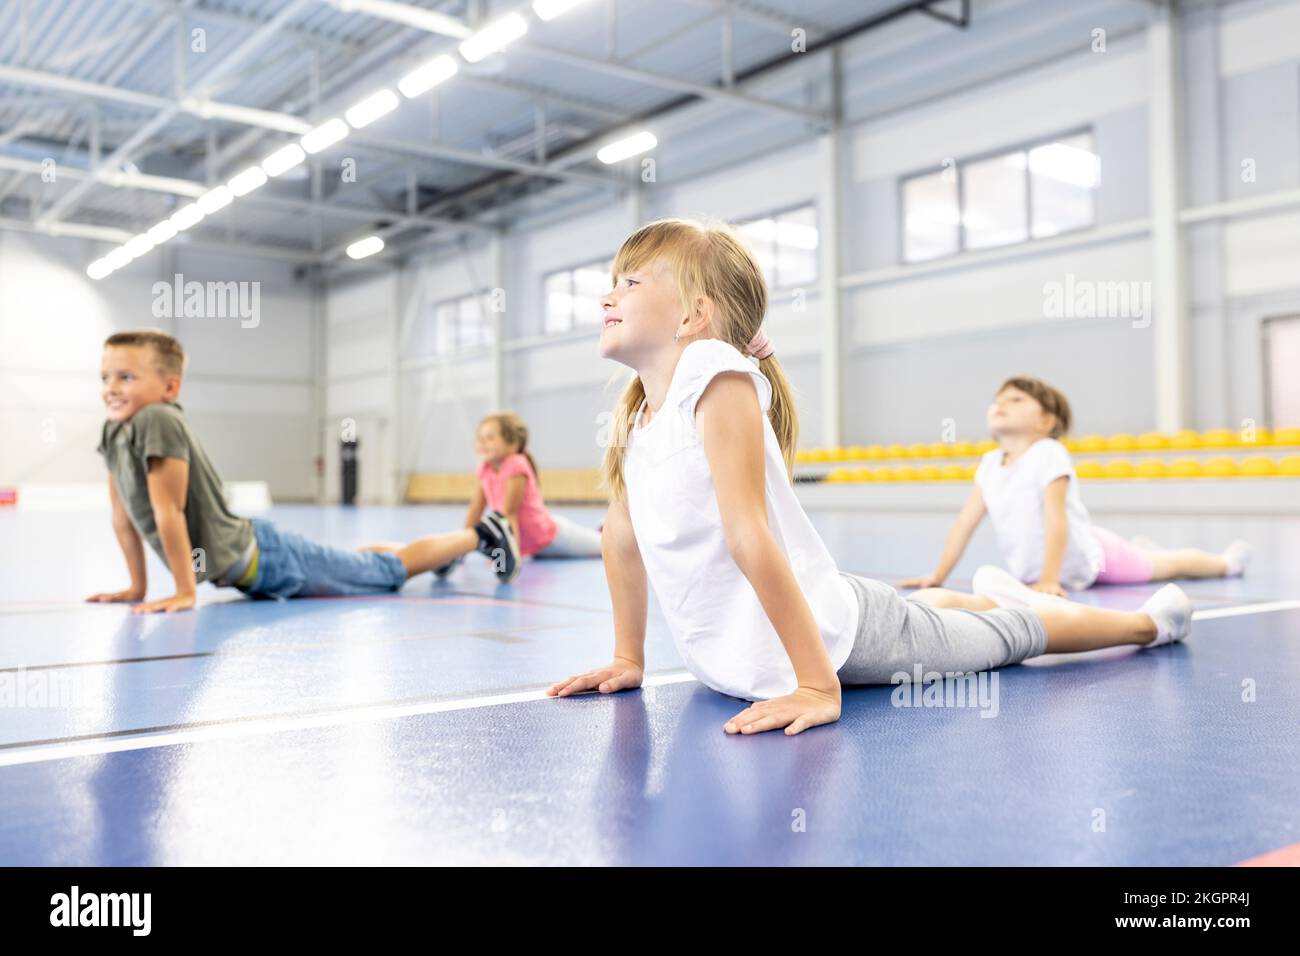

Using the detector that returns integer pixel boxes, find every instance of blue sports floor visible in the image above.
[1,504,1297,865]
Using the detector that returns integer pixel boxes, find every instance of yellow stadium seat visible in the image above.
[907,442,931,458]
[1106,433,1138,452]
[1203,456,1239,477]
[1102,459,1135,479]
[940,464,967,481]
[865,444,885,460]
[1075,460,1104,479]
[1137,432,1169,451]
[1239,456,1278,477]
[1062,437,1081,452]
[1241,428,1273,447]
[825,468,850,483]
[949,441,976,457]
[1279,455,1300,476]
[795,449,813,463]
[847,446,869,459]
[1077,434,1107,453]
[960,464,978,479]
[873,466,896,482]
[808,448,831,462]
[918,465,943,481]
[852,468,874,482]
[1274,427,1300,447]
[1135,459,1168,478]
[1201,428,1236,448]
[1168,429,1202,449]
[884,444,907,459]
[894,466,918,481]
[1168,458,1204,478]
[928,442,952,458]
[975,440,997,454]
[829,447,852,461]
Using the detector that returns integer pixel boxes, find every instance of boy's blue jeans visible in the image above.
[240,518,407,599]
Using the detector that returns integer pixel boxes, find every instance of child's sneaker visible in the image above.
[475,511,521,583]
[1139,584,1193,647]
[972,565,1072,610]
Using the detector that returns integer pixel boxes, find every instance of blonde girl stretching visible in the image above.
[547,219,1193,736]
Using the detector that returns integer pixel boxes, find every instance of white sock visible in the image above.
[1140,584,1193,647]
[1221,540,1252,577]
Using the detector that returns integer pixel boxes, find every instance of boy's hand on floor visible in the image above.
[725,686,841,736]
[547,657,644,697]
[131,593,196,614]
[86,588,145,604]
[1031,580,1066,597]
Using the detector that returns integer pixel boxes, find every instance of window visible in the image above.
[902,171,958,262]
[901,130,1098,262]
[544,258,610,334]
[433,291,495,354]
[737,203,819,289]
[962,152,1029,250]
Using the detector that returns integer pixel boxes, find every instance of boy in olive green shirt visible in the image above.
[89,330,521,613]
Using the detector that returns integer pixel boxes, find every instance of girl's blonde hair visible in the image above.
[600,218,798,502]
[481,411,540,486]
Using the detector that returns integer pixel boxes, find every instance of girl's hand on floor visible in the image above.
[86,588,145,603]
[131,593,196,614]
[897,575,942,590]
[725,686,841,736]
[548,657,644,697]
[1031,580,1066,597]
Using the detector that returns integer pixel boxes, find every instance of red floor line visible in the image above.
[1233,841,1300,866]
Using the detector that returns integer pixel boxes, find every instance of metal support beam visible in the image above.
[1148,4,1190,431]
[819,48,844,449]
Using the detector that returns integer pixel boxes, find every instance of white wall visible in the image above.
[0,231,319,499]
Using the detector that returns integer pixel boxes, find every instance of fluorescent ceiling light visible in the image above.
[124,234,155,259]
[87,258,113,280]
[197,185,233,214]
[262,143,306,177]
[170,203,204,231]
[397,54,458,98]
[345,89,399,128]
[105,247,133,270]
[346,236,385,260]
[459,12,527,63]
[301,118,349,154]
[533,0,591,21]
[147,220,178,244]
[596,131,657,164]
[228,165,268,196]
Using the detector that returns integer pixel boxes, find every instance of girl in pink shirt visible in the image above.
[469,412,603,560]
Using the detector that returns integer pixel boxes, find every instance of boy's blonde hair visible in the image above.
[998,376,1072,438]
[104,329,187,377]
[481,411,541,487]
[600,218,798,502]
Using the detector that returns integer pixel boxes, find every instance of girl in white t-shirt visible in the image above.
[900,377,1250,597]
[547,219,1194,736]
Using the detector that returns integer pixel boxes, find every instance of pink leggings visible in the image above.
[1089,526,1155,585]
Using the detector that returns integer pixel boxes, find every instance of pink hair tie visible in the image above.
[745,328,774,360]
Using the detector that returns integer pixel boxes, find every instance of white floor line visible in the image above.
[0,671,699,769]
[1,597,1295,770]
[1191,600,1300,621]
